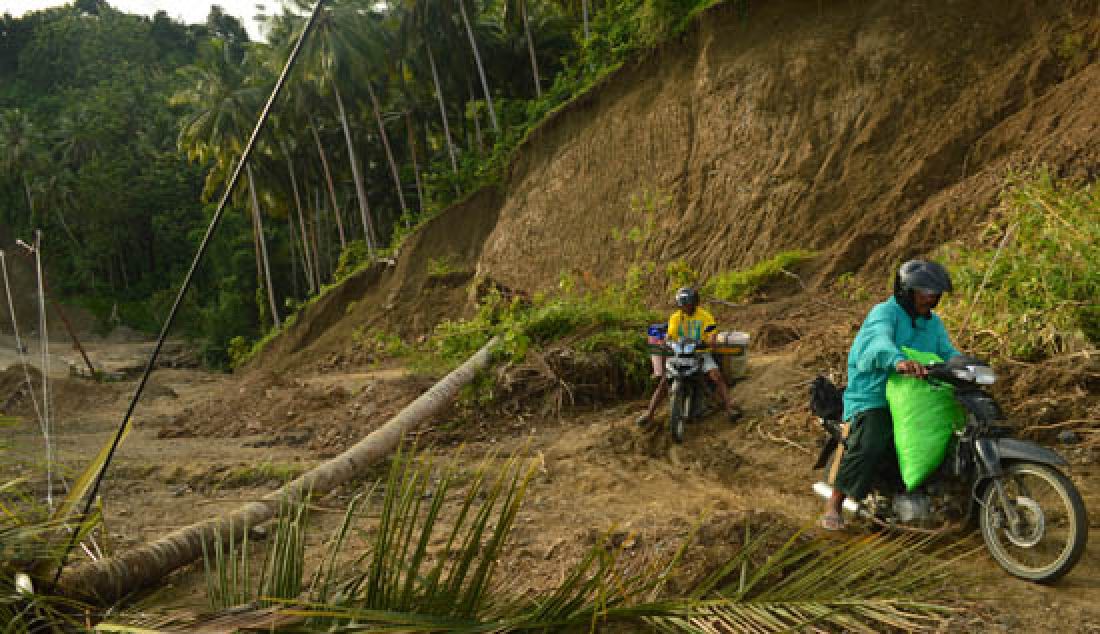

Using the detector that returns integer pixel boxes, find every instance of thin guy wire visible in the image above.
[50,0,329,589]
[0,250,44,429]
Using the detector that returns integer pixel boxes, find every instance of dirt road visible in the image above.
[1,339,1097,630]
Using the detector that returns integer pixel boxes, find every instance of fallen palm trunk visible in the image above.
[59,337,499,602]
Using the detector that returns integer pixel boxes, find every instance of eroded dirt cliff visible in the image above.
[479,0,1100,291]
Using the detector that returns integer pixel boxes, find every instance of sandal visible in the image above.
[819,512,845,532]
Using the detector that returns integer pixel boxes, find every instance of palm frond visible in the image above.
[1,478,95,631]
[648,525,974,633]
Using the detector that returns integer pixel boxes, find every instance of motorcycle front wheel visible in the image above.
[979,462,1088,583]
[669,383,690,444]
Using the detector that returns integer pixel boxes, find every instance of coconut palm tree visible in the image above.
[58,337,500,601]
[305,0,381,254]
[278,137,317,294]
[172,39,281,328]
[0,109,44,226]
[399,0,460,174]
[452,0,500,132]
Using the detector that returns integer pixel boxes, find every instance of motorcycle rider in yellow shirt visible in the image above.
[636,287,743,427]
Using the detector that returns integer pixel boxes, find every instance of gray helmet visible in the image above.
[894,260,953,297]
[675,287,700,308]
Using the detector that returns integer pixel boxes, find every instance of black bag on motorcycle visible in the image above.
[809,376,847,472]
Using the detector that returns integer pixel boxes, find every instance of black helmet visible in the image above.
[675,287,700,308]
[893,260,953,297]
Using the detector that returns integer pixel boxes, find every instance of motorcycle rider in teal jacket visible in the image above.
[841,294,960,421]
[821,260,960,530]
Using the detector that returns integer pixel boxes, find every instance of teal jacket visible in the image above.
[842,296,960,420]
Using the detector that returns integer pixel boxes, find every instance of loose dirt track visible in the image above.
[2,302,1097,631]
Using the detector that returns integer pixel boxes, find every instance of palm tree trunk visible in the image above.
[23,175,36,225]
[310,118,346,250]
[332,80,377,254]
[469,77,483,155]
[425,40,458,174]
[247,163,281,329]
[457,0,500,133]
[310,188,321,281]
[54,208,81,248]
[365,80,409,227]
[405,111,424,214]
[582,0,590,40]
[281,141,316,294]
[286,212,301,300]
[58,337,499,601]
[246,197,265,318]
[521,0,542,97]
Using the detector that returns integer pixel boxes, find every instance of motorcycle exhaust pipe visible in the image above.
[812,481,863,514]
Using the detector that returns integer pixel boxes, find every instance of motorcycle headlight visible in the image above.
[679,358,701,371]
[971,365,995,385]
[952,367,975,381]
[683,342,697,354]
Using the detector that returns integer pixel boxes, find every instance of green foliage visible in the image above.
[333,240,371,283]
[3,0,738,371]
[0,478,97,630]
[194,449,692,631]
[704,249,818,302]
[227,335,252,369]
[651,525,965,632]
[202,494,308,610]
[666,259,700,289]
[424,282,658,372]
[218,461,306,489]
[939,170,1099,360]
[131,449,960,632]
[427,255,461,276]
[833,271,871,301]
[416,0,723,215]
[353,327,411,359]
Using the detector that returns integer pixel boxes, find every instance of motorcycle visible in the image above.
[811,354,1088,583]
[660,337,715,443]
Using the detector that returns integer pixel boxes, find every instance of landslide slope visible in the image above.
[255,0,1100,371]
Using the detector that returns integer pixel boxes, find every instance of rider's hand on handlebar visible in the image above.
[895,359,928,378]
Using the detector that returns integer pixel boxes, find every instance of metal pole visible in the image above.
[33,230,54,511]
[50,0,328,589]
[15,239,97,378]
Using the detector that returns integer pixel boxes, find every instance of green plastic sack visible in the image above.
[886,347,966,491]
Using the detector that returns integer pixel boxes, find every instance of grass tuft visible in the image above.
[704,250,818,302]
[939,169,1099,360]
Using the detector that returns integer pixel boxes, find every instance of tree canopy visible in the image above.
[0,0,708,366]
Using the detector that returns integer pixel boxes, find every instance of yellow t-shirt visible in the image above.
[668,307,717,341]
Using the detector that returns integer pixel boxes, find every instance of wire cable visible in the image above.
[0,250,45,430]
[33,230,55,510]
[50,0,329,590]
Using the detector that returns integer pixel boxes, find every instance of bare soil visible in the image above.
[2,289,1097,631]
[2,0,1098,629]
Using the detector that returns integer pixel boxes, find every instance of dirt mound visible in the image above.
[0,364,41,413]
[161,367,438,455]
[0,363,127,423]
[246,188,502,376]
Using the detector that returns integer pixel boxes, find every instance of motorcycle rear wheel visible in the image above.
[979,462,1088,583]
